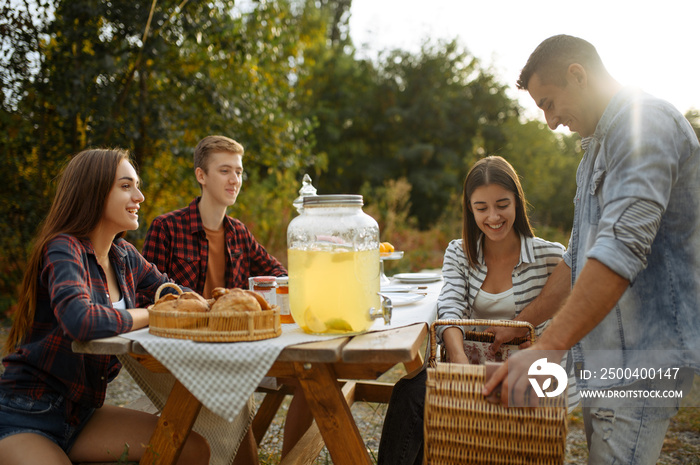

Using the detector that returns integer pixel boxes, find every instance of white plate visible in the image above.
[380,251,404,261]
[380,284,421,292]
[380,292,425,307]
[393,272,442,284]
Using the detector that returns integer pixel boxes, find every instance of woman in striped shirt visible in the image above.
[378,155,577,465]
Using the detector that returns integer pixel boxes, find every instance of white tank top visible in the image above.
[472,287,516,321]
[112,296,126,310]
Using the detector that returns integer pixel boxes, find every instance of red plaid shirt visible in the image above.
[0,234,173,411]
[138,197,286,306]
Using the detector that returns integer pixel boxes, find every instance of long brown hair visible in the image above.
[462,156,533,268]
[3,149,131,354]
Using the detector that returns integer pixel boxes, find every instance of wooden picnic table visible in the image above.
[73,279,442,465]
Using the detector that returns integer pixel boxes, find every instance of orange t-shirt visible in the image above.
[202,225,226,299]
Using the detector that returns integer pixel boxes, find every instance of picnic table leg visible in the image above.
[252,385,293,444]
[279,381,358,465]
[293,362,372,465]
[403,350,425,378]
[140,379,202,465]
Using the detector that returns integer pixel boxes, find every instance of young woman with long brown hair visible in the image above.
[378,156,577,465]
[0,149,209,464]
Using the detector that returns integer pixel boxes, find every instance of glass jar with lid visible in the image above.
[275,276,293,324]
[287,194,384,334]
[248,276,277,307]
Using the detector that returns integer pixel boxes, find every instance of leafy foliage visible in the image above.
[0,0,317,307]
[6,0,682,315]
[301,38,519,227]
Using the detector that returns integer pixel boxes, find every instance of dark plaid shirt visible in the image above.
[138,197,286,306]
[0,234,172,411]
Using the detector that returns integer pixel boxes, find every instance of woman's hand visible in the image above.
[485,325,529,355]
[127,308,149,331]
[442,326,470,364]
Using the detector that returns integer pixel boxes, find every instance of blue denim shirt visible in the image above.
[563,88,700,389]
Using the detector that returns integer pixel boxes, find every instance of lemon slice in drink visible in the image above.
[304,307,327,333]
[325,318,353,332]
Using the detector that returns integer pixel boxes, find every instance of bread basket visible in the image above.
[148,283,282,342]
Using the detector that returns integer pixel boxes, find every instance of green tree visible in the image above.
[301,38,518,227]
[0,0,601,317]
[372,41,517,226]
[0,0,322,311]
[497,118,580,234]
[0,0,57,304]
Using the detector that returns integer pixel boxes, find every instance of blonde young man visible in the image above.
[140,135,309,463]
[140,135,286,298]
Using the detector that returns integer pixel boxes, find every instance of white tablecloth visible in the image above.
[122,278,442,422]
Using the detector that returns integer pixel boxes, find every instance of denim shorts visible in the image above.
[0,389,96,453]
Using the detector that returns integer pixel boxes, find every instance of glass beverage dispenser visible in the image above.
[287,194,387,334]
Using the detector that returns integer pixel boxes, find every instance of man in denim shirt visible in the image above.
[484,35,700,464]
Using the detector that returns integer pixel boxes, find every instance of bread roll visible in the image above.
[153,293,177,305]
[245,289,271,310]
[176,292,210,312]
[211,287,228,300]
[151,290,209,313]
[211,287,271,311]
[210,288,262,312]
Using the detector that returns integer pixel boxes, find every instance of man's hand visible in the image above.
[482,347,538,408]
[482,345,566,408]
[483,260,629,408]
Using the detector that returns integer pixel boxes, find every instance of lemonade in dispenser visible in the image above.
[287,194,388,334]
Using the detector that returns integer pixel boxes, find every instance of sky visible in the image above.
[348,0,700,124]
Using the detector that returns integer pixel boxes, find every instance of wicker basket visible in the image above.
[424,319,567,465]
[441,319,534,364]
[148,283,282,342]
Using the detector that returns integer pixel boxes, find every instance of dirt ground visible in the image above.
[250,364,700,464]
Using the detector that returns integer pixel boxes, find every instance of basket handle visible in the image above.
[428,319,536,367]
[155,282,183,302]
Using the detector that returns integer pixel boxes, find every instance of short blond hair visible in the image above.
[193,135,244,173]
